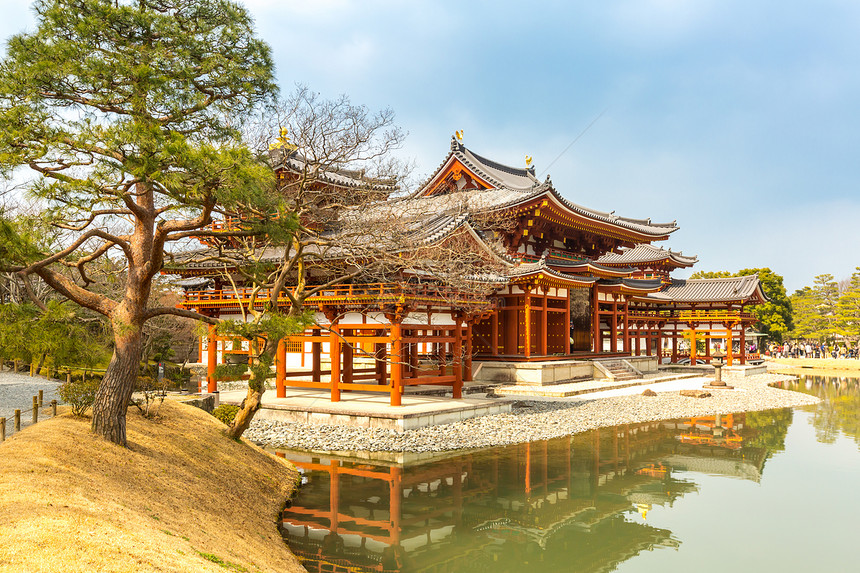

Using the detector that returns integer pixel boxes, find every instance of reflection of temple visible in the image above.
[279,413,769,573]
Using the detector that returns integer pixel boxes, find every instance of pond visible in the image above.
[277,374,860,572]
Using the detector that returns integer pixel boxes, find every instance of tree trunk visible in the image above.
[91,331,142,446]
[35,353,46,376]
[228,383,264,439]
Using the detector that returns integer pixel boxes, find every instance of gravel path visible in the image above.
[0,371,61,435]
[245,373,818,453]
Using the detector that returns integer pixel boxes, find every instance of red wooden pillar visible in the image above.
[540,289,548,356]
[465,320,473,382]
[635,329,641,356]
[622,299,630,354]
[656,327,663,363]
[610,298,618,354]
[564,288,571,355]
[740,327,747,365]
[207,324,218,393]
[453,319,463,399]
[689,327,697,364]
[592,285,600,353]
[276,338,286,398]
[342,329,353,387]
[524,286,532,358]
[672,328,678,363]
[491,310,499,355]
[375,342,387,385]
[726,325,734,366]
[329,323,341,402]
[408,334,419,379]
[312,329,322,382]
[390,321,403,406]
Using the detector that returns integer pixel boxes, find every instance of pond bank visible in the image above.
[0,400,304,573]
[246,372,819,454]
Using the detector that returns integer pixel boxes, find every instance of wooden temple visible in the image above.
[170,136,768,404]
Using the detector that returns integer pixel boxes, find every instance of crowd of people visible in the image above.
[766,341,859,359]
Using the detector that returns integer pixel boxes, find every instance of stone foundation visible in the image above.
[474,356,658,386]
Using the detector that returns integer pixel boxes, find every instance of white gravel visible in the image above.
[0,370,62,435]
[245,373,819,453]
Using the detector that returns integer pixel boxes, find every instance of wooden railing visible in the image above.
[628,309,756,321]
[181,282,491,308]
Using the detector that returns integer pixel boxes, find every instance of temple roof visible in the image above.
[645,275,767,304]
[271,149,399,192]
[410,138,679,240]
[596,244,697,268]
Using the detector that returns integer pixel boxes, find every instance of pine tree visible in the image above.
[0,0,278,445]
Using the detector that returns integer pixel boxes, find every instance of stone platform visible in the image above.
[492,372,700,398]
[216,387,511,431]
[474,355,658,386]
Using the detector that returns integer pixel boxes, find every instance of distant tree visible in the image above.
[790,286,818,340]
[689,270,732,279]
[736,267,792,343]
[0,0,278,446]
[813,274,840,339]
[836,268,860,343]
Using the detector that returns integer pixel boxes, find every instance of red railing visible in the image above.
[181,282,491,309]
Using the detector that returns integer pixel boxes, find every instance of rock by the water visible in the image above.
[680,389,712,398]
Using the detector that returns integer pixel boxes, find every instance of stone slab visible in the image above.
[217,388,511,431]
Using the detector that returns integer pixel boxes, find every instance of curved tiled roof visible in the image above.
[648,275,767,303]
[413,138,679,239]
[272,149,399,192]
[596,244,697,267]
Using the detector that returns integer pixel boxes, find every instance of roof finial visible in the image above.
[545,174,552,186]
[455,129,464,142]
[525,155,532,167]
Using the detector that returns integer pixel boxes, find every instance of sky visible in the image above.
[3,0,860,293]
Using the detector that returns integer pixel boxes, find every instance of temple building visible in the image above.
[169,136,767,404]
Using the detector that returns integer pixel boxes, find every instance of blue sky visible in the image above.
[4,0,860,292]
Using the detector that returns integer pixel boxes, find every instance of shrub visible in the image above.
[212,404,240,426]
[57,376,100,416]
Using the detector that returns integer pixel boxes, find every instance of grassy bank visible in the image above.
[769,357,860,376]
[0,400,304,573]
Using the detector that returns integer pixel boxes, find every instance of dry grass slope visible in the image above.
[0,400,305,573]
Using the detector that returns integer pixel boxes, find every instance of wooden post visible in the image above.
[740,327,747,365]
[726,327,734,366]
[342,329,354,387]
[312,329,322,382]
[592,286,600,353]
[14,410,21,432]
[207,324,218,393]
[66,370,71,385]
[453,318,463,399]
[38,390,43,408]
[465,320,473,382]
[524,286,532,358]
[540,289,548,356]
[672,330,678,363]
[276,339,286,398]
[622,299,630,354]
[610,298,618,354]
[390,321,403,406]
[0,418,5,442]
[29,362,34,376]
[51,400,57,417]
[32,396,38,424]
[329,323,341,402]
[375,342,387,385]
[13,359,19,373]
[690,328,697,365]
[491,310,499,355]
[564,289,571,355]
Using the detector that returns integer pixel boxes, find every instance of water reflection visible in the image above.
[278,412,790,573]
[775,374,860,447]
